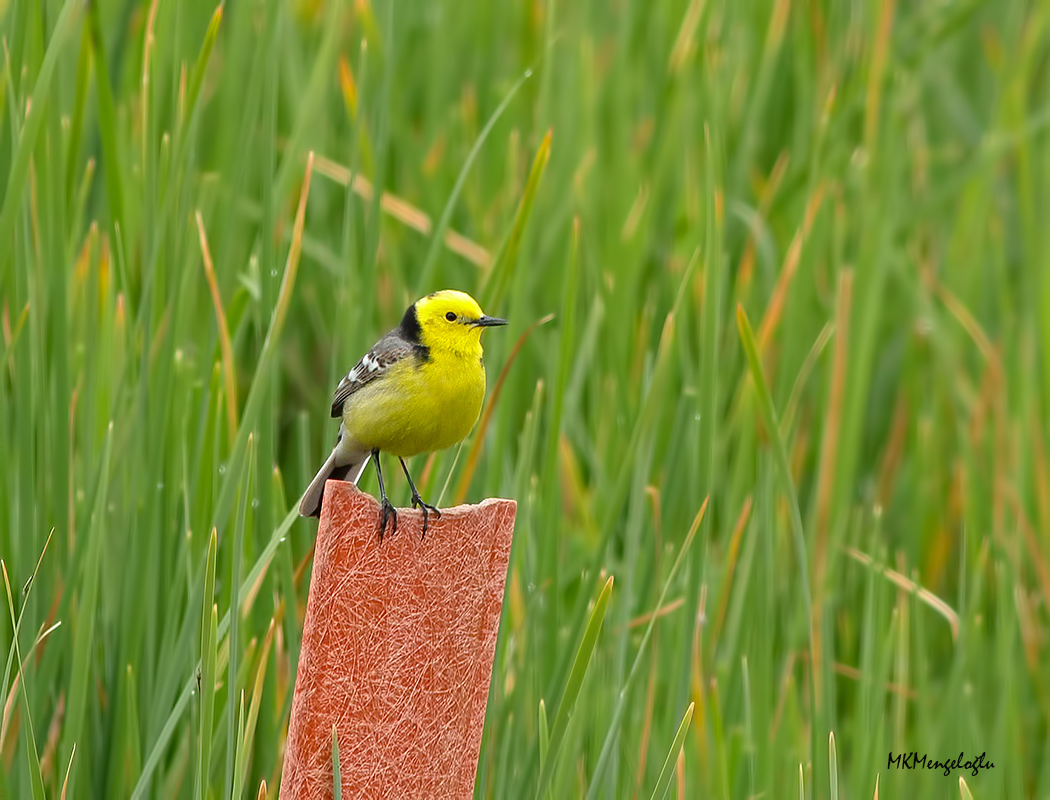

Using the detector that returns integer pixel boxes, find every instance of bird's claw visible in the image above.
[411,494,441,540]
[378,498,398,542]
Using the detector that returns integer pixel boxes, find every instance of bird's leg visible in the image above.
[399,457,440,539]
[372,450,397,541]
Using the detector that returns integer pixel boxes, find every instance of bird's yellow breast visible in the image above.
[342,350,486,457]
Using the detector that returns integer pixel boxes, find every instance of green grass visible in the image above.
[1,0,1048,797]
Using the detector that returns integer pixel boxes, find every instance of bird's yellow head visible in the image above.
[400,290,507,355]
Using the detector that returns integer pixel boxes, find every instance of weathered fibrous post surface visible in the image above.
[280,481,517,799]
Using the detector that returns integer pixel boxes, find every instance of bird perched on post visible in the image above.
[299,290,507,539]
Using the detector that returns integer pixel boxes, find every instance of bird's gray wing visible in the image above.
[330,331,416,418]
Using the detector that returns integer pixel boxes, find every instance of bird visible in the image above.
[299,289,507,540]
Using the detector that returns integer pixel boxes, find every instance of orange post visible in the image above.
[280,481,517,799]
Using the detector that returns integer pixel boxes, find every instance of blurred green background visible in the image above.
[2,0,1047,796]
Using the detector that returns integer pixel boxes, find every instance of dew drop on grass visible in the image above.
[527,582,536,592]
[218,464,226,475]
[270,269,279,278]
[252,498,260,508]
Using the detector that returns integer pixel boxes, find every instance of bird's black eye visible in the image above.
[446,312,457,322]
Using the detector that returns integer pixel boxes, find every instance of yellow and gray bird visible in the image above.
[299,290,507,539]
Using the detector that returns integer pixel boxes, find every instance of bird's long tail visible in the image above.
[298,427,371,518]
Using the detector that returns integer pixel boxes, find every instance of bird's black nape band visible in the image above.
[398,302,423,343]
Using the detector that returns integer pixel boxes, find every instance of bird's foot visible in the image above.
[411,494,441,540]
[378,498,398,542]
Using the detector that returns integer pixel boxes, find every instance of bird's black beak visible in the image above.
[472,315,508,328]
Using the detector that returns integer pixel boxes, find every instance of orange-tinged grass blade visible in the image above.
[1013,581,1041,683]
[270,152,314,341]
[338,55,358,119]
[1032,408,1050,534]
[645,485,662,554]
[39,694,64,781]
[690,582,707,771]
[453,313,555,504]
[932,277,996,363]
[756,182,825,351]
[668,0,707,74]
[196,211,238,439]
[209,153,312,530]
[508,567,525,637]
[0,0,82,283]
[182,3,223,134]
[2,301,30,374]
[141,0,159,88]
[61,744,76,800]
[624,598,685,631]
[620,182,649,241]
[846,547,959,639]
[864,0,896,151]
[649,702,694,800]
[709,495,753,652]
[146,301,170,369]
[830,662,916,700]
[876,387,909,506]
[1,525,57,750]
[1008,485,1050,619]
[68,385,78,552]
[140,0,159,176]
[558,434,599,539]
[811,270,852,695]
[726,188,826,449]
[1,561,46,799]
[313,154,491,267]
[418,73,536,293]
[422,135,446,177]
[235,619,275,796]
[635,648,658,790]
[769,652,797,740]
[73,226,93,284]
[293,543,316,591]
[737,152,789,293]
[1,622,61,751]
